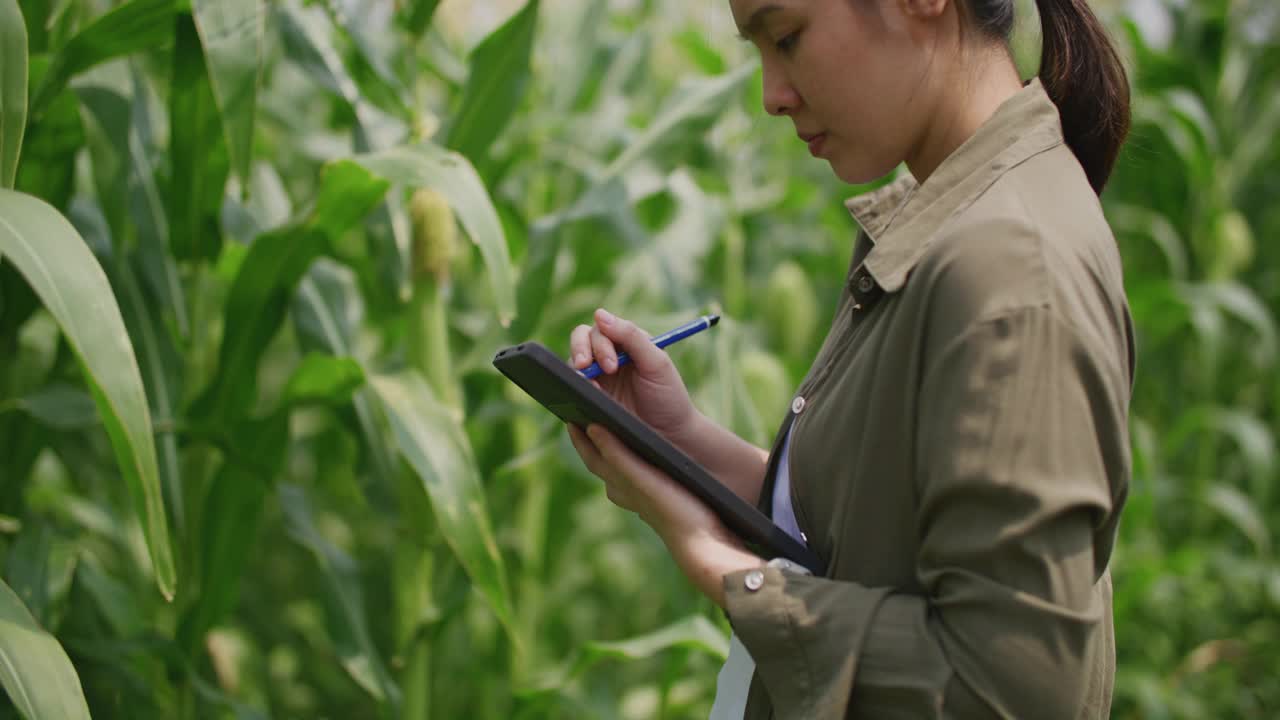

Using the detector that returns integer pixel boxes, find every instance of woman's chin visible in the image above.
[829,157,901,184]
[829,157,891,186]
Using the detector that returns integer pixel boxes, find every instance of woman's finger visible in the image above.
[594,308,668,375]
[586,424,663,493]
[567,424,608,477]
[568,424,634,508]
[568,324,593,368]
[586,423,719,530]
[589,324,618,374]
[605,484,633,510]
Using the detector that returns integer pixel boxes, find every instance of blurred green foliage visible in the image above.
[0,0,1276,718]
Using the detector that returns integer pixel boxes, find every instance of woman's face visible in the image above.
[730,0,936,184]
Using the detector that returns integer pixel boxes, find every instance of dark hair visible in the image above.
[964,0,1131,195]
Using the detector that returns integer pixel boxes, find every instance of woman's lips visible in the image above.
[805,133,827,157]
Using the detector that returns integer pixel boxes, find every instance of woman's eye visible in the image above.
[775,32,799,54]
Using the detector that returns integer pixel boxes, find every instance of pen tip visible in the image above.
[708,314,720,327]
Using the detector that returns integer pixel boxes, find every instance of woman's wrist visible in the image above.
[659,524,763,610]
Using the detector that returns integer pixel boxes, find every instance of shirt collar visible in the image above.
[842,78,1065,293]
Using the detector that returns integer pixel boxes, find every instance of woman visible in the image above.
[565,0,1134,717]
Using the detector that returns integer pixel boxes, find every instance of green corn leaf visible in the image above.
[1108,204,1189,280]
[543,0,609,112]
[354,144,516,326]
[311,159,395,234]
[0,188,176,600]
[3,521,78,628]
[279,483,401,708]
[325,0,406,112]
[507,63,753,339]
[1205,408,1277,502]
[277,0,410,304]
[14,57,83,210]
[520,615,729,696]
[74,556,148,639]
[177,414,285,657]
[168,12,230,262]
[187,669,270,720]
[293,260,361,354]
[111,244,188,539]
[674,28,727,75]
[12,384,98,430]
[192,160,388,425]
[508,226,564,341]
[1227,91,1280,197]
[0,577,91,720]
[599,61,756,183]
[125,65,190,338]
[72,84,129,238]
[75,72,190,337]
[578,614,729,664]
[277,0,354,101]
[30,0,177,118]
[191,0,265,187]
[402,0,442,36]
[191,225,324,425]
[1186,281,1278,367]
[1,0,27,189]
[277,0,388,150]
[369,372,517,647]
[61,193,186,538]
[1206,283,1278,365]
[293,260,398,487]
[1205,483,1271,556]
[446,0,539,166]
[281,353,365,408]
[511,178,627,340]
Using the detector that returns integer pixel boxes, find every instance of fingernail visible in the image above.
[597,308,615,325]
[574,352,585,366]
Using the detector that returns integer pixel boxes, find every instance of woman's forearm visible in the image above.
[670,411,770,507]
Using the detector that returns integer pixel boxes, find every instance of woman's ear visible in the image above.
[898,0,951,20]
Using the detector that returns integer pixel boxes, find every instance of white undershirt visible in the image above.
[709,427,805,718]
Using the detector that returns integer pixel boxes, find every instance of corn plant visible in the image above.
[0,0,1275,718]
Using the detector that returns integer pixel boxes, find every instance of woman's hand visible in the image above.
[566,422,763,609]
[566,308,771,508]
[564,308,765,606]
[568,309,700,446]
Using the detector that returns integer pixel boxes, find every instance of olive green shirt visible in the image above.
[721,79,1135,719]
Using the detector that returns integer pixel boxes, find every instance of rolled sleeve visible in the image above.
[723,567,894,718]
[723,305,1124,719]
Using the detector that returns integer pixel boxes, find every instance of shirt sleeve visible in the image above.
[722,304,1126,719]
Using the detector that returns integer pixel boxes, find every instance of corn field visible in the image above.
[0,0,1276,717]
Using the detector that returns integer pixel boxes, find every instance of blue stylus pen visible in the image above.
[579,314,721,380]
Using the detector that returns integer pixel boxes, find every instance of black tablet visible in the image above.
[492,341,822,574]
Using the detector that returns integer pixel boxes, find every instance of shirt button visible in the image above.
[857,275,875,293]
[744,569,765,591]
[791,395,806,414]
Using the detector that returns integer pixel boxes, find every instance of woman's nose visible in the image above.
[762,63,801,116]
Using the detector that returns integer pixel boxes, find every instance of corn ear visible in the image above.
[1210,210,1254,280]
[764,261,819,359]
[740,349,791,422]
[407,188,460,410]
[409,187,457,283]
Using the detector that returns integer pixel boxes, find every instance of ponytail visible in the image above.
[1031,0,1131,195]
[963,0,1131,195]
